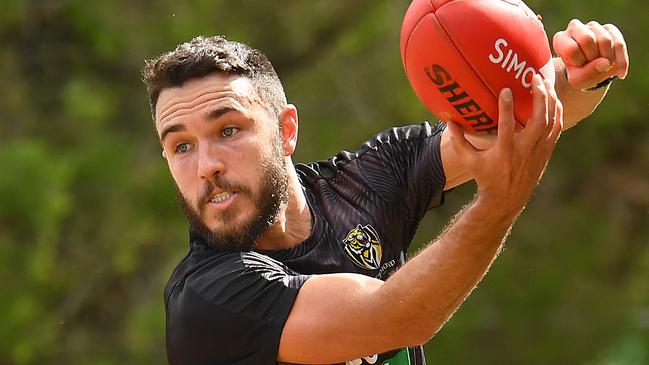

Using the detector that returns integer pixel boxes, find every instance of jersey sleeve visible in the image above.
[360,122,447,211]
[165,250,310,365]
[295,122,447,256]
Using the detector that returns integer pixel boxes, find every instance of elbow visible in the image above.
[382,318,441,348]
[394,306,459,346]
[372,297,448,348]
[404,324,438,347]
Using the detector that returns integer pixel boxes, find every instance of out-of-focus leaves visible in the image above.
[0,1,647,364]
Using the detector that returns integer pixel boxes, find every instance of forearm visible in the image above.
[553,57,609,129]
[280,196,522,363]
[376,195,520,345]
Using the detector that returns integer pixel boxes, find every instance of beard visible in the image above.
[176,137,289,251]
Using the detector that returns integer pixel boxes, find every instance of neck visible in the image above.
[255,164,312,250]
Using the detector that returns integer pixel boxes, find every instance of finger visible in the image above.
[567,19,600,61]
[553,30,587,67]
[522,75,548,143]
[496,88,515,151]
[603,24,630,79]
[587,21,615,64]
[547,98,563,146]
[531,92,562,181]
[447,121,479,165]
[564,58,612,90]
[544,79,557,135]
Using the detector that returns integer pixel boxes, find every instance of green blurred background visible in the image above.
[0,0,647,364]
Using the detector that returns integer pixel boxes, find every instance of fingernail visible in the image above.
[596,59,611,72]
[502,88,512,101]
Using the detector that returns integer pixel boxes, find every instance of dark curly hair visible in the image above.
[142,36,287,120]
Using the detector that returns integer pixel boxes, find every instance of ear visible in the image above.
[278,104,299,156]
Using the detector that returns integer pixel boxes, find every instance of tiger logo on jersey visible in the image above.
[342,224,382,270]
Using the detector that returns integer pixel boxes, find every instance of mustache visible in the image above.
[197,177,251,212]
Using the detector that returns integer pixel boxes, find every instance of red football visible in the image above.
[400,0,555,134]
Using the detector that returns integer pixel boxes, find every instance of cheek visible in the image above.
[229,143,264,184]
[229,139,257,167]
[168,157,198,196]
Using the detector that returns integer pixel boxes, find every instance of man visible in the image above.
[142,18,628,365]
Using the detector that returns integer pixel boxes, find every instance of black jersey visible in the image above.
[165,122,447,365]
[164,245,310,365]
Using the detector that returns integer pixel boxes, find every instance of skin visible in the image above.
[155,74,311,249]
[155,19,628,364]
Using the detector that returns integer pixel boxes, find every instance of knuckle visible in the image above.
[568,19,583,28]
[576,31,597,46]
[600,34,614,48]
[565,46,584,62]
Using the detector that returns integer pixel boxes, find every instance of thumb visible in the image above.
[447,121,479,166]
[566,58,613,90]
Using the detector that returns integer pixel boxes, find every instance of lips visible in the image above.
[199,178,249,211]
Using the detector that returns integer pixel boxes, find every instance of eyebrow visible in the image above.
[159,106,239,144]
[205,106,238,121]
[160,124,185,144]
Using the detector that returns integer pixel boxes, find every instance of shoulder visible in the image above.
[296,122,445,184]
[165,248,308,364]
[167,248,308,319]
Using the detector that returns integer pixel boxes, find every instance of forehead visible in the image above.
[155,73,259,130]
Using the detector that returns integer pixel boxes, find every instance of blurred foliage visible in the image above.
[0,0,647,364]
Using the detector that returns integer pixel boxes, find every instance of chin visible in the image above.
[205,213,253,235]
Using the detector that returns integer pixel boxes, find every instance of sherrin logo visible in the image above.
[488,38,555,88]
[342,224,382,270]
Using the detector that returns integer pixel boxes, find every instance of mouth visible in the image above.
[208,191,234,204]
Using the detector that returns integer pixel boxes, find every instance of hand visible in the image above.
[446,75,563,215]
[553,19,629,90]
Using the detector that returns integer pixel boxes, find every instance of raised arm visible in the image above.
[553,19,629,128]
[278,76,562,364]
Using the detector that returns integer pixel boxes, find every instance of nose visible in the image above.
[196,142,226,180]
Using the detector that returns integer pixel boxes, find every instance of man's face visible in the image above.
[155,74,289,250]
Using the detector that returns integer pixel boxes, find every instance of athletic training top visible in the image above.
[165,122,447,365]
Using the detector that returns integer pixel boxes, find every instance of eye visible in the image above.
[222,127,239,137]
[174,143,193,154]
